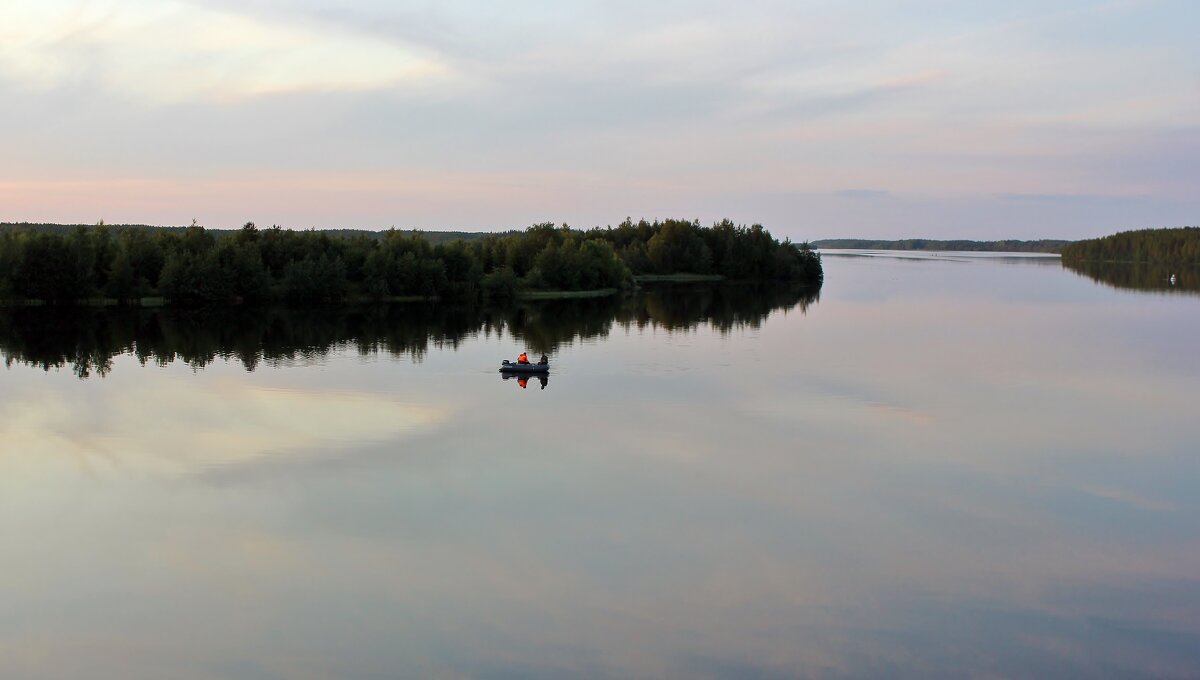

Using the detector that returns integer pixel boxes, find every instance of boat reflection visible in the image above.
[501,371,549,390]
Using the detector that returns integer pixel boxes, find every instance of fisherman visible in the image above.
[517,351,529,364]
[538,353,548,365]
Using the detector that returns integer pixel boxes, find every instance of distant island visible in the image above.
[812,238,1068,253]
[0,219,821,306]
[1060,227,1200,264]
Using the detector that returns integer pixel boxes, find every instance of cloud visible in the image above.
[834,189,892,200]
[0,0,451,102]
[745,64,950,118]
[998,193,1120,203]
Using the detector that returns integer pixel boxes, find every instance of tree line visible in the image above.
[0,222,488,245]
[0,219,821,305]
[1060,227,1200,264]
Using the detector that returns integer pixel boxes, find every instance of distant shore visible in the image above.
[1060,227,1199,265]
[811,238,1069,253]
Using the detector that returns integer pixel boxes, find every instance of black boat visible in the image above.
[499,360,549,373]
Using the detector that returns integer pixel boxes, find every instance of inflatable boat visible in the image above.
[499,360,549,373]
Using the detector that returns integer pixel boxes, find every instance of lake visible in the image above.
[2,253,1198,679]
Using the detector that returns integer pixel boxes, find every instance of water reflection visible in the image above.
[0,283,818,378]
[820,249,1063,266]
[502,372,549,390]
[1063,260,1200,294]
[5,256,1198,679]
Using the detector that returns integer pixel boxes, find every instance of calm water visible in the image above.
[2,254,1199,679]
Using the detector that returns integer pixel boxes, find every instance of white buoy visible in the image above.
[1170,274,1177,285]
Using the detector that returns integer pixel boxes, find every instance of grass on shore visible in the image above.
[634,273,726,282]
[516,288,619,300]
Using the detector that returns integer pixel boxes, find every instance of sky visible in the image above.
[0,0,1196,240]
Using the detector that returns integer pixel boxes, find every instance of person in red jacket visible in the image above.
[517,352,529,364]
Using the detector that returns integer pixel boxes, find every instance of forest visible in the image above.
[0,222,488,245]
[0,219,821,305]
[811,238,1069,253]
[1059,227,1200,264]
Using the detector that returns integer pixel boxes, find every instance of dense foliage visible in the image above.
[1,222,490,245]
[1060,227,1200,264]
[0,284,819,377]
[0,219,820,305]
[811,238,1069,253]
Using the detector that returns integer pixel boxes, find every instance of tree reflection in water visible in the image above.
[1063,260,1200,295]
[0,283,818,378]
